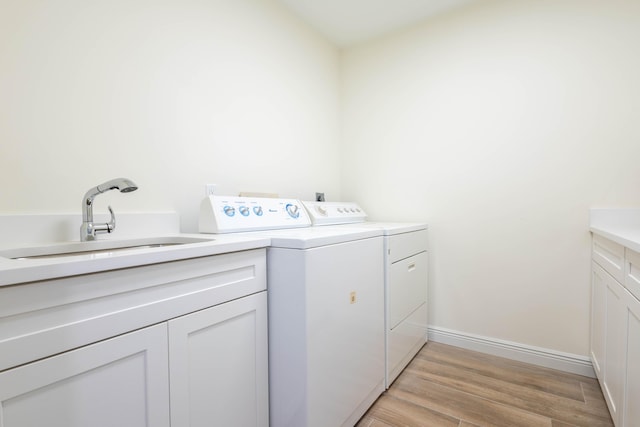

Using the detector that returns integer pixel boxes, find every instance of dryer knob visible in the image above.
[239,206,250,216]
[253,206,263,216]
[223,206,236,217]
[286,203,300,218]
[315,205,328,216]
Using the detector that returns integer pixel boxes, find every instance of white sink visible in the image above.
[0,236,215,260]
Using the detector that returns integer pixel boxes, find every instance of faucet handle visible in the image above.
[106,205,116,233]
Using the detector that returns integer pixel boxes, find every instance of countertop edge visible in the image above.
[0,234,270,287]
[590,226,640,253]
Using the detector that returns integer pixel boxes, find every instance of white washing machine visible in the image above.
[199,196,385,427]
[303,201,429,388]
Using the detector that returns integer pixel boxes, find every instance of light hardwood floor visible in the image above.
[357,342,613,427]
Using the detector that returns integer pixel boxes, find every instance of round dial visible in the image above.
[285,203,300,218]
[315,205,328,216]
[223,205,236,217]
[253,206,263,216]
[239,206,250,216]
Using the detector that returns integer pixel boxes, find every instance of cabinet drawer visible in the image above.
[593,235,625,283]
[388,229,428,263]
[389,252,428,329]
[625,248,640,301]
[0,249,266,372]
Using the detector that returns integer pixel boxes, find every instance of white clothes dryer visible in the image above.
[303,201,429,388]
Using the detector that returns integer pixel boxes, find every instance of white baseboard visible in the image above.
[428,326,596,378]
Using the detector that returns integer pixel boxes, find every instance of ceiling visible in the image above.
[276,0,480,47]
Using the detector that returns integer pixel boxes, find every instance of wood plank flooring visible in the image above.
[357,342,613,427]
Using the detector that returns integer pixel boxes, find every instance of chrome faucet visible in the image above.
[80,178,138,241]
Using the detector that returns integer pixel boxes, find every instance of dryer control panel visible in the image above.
[199,195,311,233]
[302,201,367,225]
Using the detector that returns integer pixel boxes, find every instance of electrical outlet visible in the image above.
[205,184,217,196]
[315,192,325,202]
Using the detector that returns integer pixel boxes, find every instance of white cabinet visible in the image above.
[623,291,640,427]
[0,324,170,427]
[591,235,640,426]
[169,292,269,427]
[0,249,268,427]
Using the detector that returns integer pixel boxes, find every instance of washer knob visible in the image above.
[253,206,263,216]
[223,206,236,217]
[315,205,328,216]
[286,203,300,218]
[239,206,250,216]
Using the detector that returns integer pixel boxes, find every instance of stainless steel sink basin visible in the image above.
[0,236,215,260]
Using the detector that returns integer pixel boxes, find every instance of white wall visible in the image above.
[341,0,640,356]
[3,0,640,360]
[0,0,341,232]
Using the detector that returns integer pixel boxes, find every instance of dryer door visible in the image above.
[389,251,428,329]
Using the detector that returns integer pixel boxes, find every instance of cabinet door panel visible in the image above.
[593,235,625,282]
[169,292,268,427]
[604,274,625,426]
[0,324,170,427]
[625,247,640,301]
[624,292,640,427]
[591,262,607,380]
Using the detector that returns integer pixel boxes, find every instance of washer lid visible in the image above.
[354,222,428,236]
[265,226,382,249]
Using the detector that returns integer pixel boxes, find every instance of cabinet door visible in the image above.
[623,291,640,427]
[169,292,269,427]
[0,324,170,427]
[603,273,626,426]
[591,262,607,380]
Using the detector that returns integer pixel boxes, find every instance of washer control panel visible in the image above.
[302,201,367,225]
[199,195,311,233]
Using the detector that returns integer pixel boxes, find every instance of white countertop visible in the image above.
[590,208,640,253]
[0,233,270,287]
[589,226,640,253]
